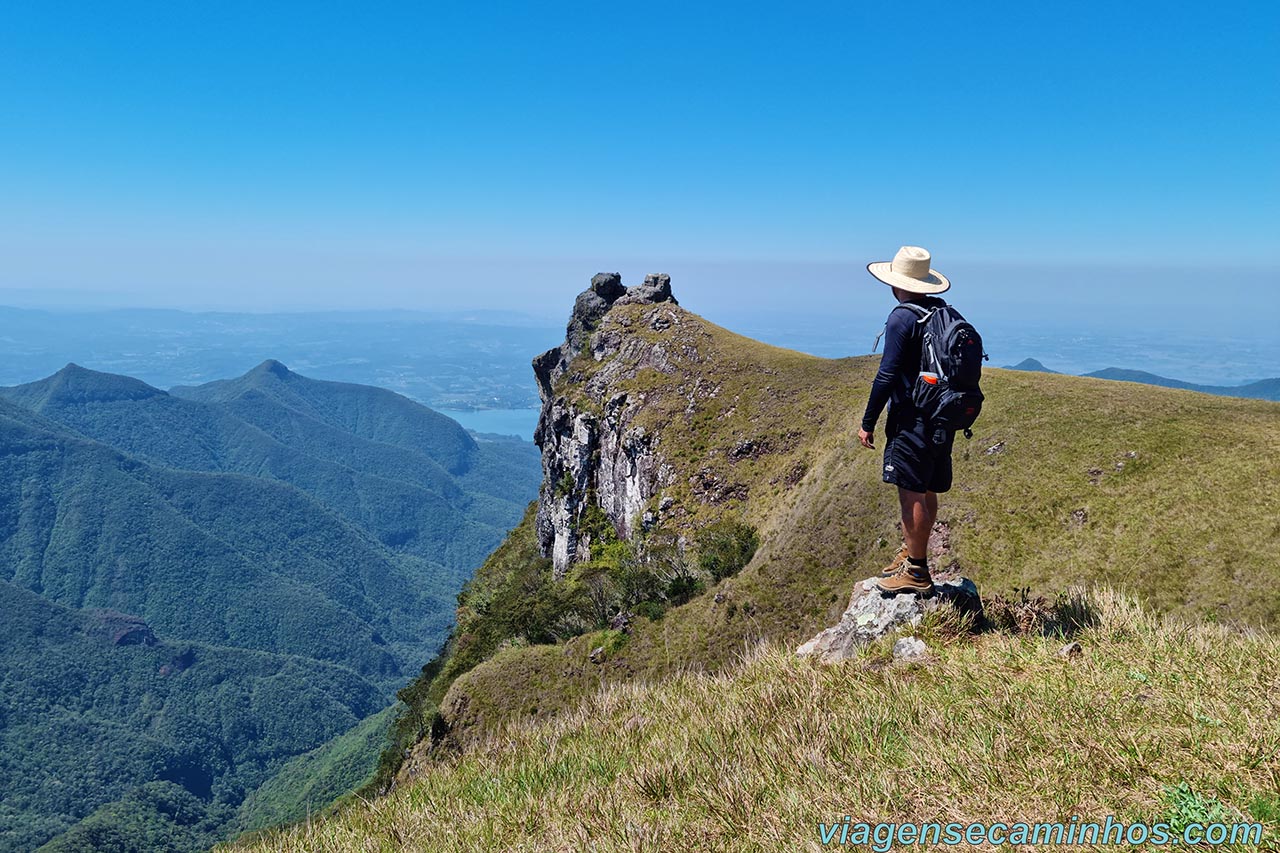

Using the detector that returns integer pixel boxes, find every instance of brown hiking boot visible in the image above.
[879,544,910,577]
[876,566,934,596]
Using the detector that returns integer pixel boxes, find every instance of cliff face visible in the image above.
[532,272,680,578]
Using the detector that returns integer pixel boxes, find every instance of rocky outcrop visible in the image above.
[86,609,158,647]
[796,574,982,663]
[532,273,679,578]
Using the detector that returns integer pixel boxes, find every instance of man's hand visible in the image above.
[858,428,875,449]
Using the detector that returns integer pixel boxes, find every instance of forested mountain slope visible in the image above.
[0,366,540,851]
[0,394,444,678]
[6,361,536,572]
[0,582,383,853]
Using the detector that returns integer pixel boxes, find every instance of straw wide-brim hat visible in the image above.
[867,246,950,294]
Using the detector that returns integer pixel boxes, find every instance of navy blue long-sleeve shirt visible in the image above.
[861,296,947,433]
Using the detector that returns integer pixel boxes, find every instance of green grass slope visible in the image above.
[383,301,1278,760]
[226,299,1278,850]
[233,590,1279,852]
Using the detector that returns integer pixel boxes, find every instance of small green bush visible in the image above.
[695,517,760,583]
[633,600,666,622]
[1160,782,1237,833]
[665,572,705,605]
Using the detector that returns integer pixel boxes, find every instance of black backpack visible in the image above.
[893,301,988,442]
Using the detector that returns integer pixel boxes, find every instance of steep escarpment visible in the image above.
[528,271,860,581]
[372,272,1278,793]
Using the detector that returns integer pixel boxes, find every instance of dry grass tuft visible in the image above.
[983,586,1100,637]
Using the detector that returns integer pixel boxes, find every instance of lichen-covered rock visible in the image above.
[796,574,981,663]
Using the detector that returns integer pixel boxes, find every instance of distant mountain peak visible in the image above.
[251,359,293,378]
[1003,358,1059,374]
[997,359,1278,400]
[5,363,167,407]
[55,362,114,380]
[171,361,481,473]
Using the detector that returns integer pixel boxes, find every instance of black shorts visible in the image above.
[882,410,954,493]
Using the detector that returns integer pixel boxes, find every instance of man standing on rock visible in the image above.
[857,246,955,596]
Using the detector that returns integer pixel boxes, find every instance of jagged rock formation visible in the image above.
[532,273,680,577]
[796,574,982,663]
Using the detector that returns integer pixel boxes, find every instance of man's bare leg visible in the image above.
[898,487,932,560]
[879,487,937,593]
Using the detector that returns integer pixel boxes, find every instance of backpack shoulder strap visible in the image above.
[874,301,937,351]
[893,301,935,324]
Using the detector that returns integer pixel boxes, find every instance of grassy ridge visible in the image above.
[230,301,1279,849]
[408,303,1280,753]
[233,589,1280,852]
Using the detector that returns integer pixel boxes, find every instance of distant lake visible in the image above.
[439,408,540,440]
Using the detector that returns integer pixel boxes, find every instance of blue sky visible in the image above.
[1,1,1276,324]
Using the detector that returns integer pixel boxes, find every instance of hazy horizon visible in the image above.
[2,2,1276,394]
[2,256,1272,330]
[2,280,1276,396]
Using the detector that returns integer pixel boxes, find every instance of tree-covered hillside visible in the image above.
[6,362,535,573]
[0,583,383,852]
[0,365,540,851]
[0,395,434,679]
